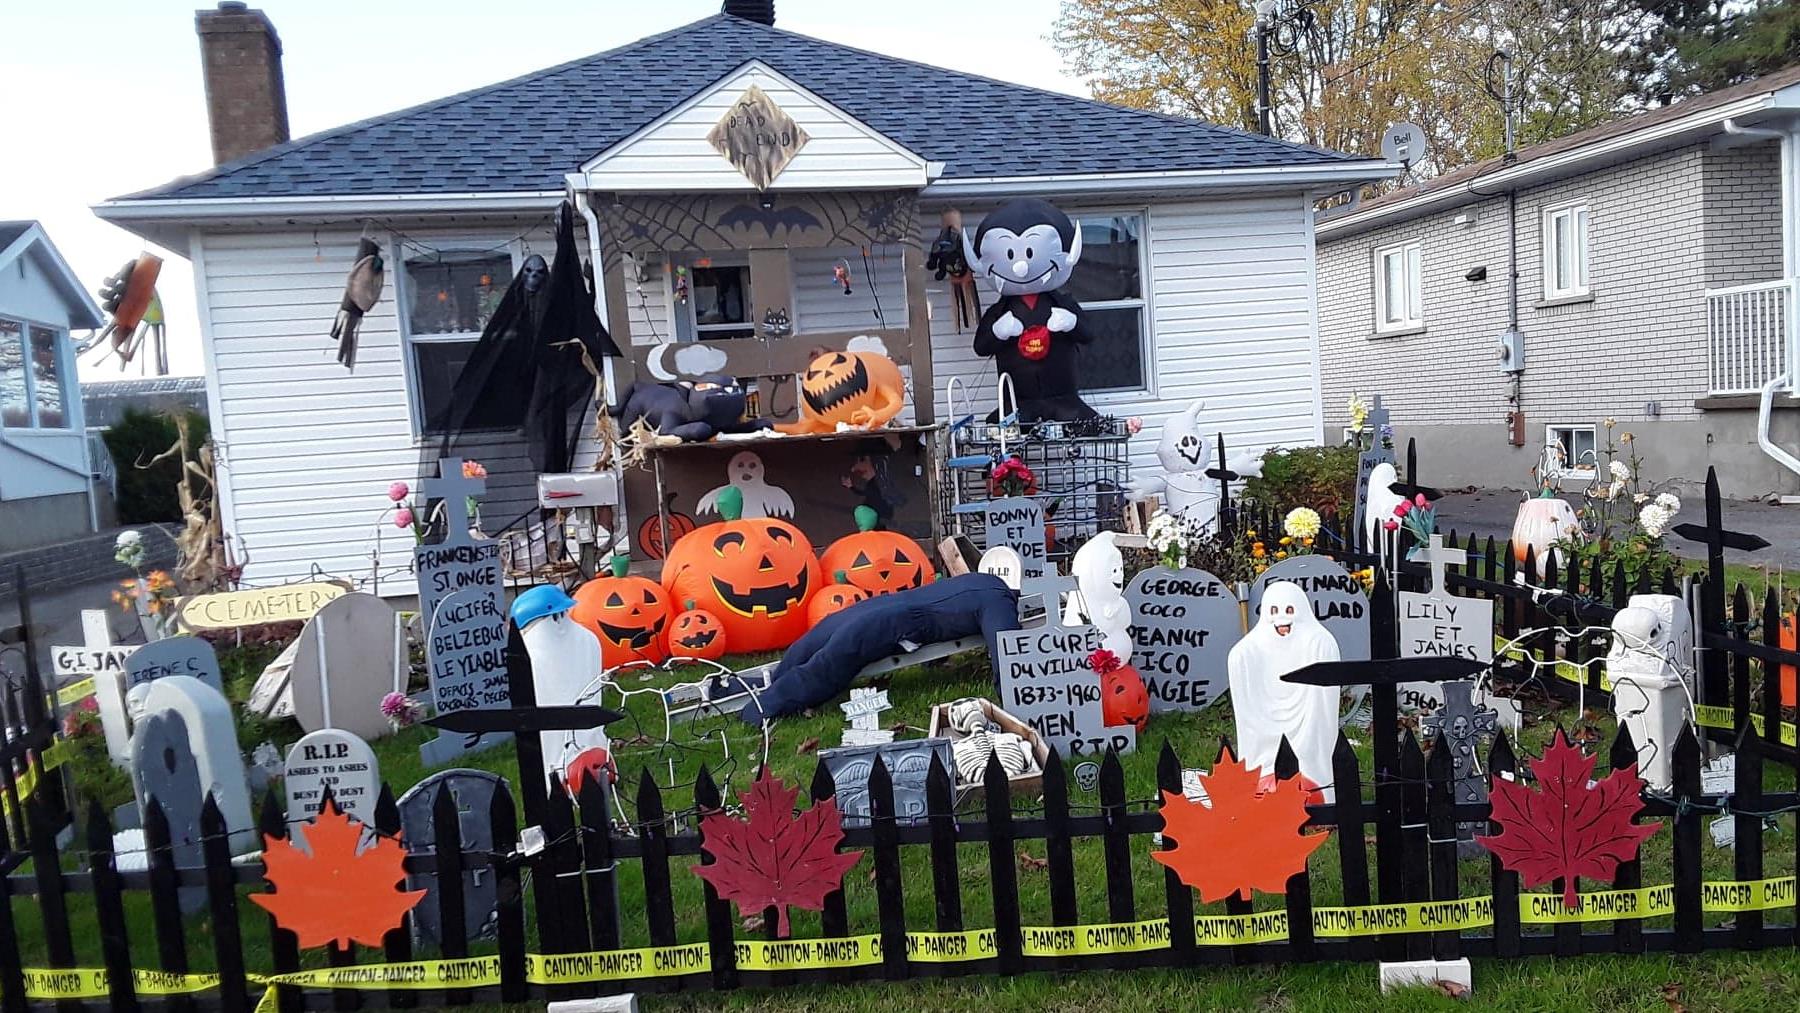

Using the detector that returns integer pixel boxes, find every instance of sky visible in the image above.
[0,1,1086,379]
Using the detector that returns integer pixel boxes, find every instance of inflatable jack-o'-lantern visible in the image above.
[820,506,934,597]
[668,601,728,662]
[572,554,671,668]
[776,349,906,435]
[807,571,869,627]
[1090,649,1148,733]
[662,486,821,652]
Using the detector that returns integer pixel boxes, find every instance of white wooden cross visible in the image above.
[839,688,893,747]
[1411,533,1466,596]
[51,609,136,764]
[422,457,486,536]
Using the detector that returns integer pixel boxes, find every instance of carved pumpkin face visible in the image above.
[797,350,905,426]
[571,573,671,668]
[668,606,727,661]
[820,530,932,597]
[807,575,868,627]
[1101,663,1149,733]
[663,514,821,653]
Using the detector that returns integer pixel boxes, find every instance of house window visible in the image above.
[1374,241,1423,333]
[690,263,754,340]
[400,250,519,436]
[1064,213,1148,393]
[1545,424,1597,478]
[1542,203,1589,300]
[0,317,71,429]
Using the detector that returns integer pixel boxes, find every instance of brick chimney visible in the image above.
[721,1,775,25]
[195,2,290,165]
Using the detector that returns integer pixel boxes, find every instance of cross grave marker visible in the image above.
[414,457,504,627]
[52,609,136,764]
[839,687,894,747]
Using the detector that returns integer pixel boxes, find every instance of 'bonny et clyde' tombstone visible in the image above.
[982,496,1047,580]
[414,457,503,626]
[996,608,1135,757]
[1124,566,1241,712]
[1249,554,1372,661]
[420,587,511,765]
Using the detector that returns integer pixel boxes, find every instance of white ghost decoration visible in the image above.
[1062,532,1132,659]
[518,605,610,786]
[1362,461,1408,550]
[1227,581,1340,799]
[1126,401,1264,535]
[697,450,794,519]
[1605,593,1694,789]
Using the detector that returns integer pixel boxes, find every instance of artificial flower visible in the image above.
[1638,503,1672,537]
[388,481,410,502]
[461,460,488,480]
[1283,507,1322,541]
[1125,417,1144,435]
[1348,393,1370,431]
[394,508,415,529]
[380,691,425,730]
[1609,460,1631,481]
[1087,649,1123,675]
[1655,492,1680,513]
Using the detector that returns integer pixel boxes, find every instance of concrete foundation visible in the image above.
[0,492,94,553]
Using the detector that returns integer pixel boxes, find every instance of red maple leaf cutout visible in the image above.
[1151,746,1329,904]
[691,770,864,937]
[1476,728,1661,907]
[249,797,426,950]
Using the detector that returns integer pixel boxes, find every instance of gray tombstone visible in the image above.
[397,769,507,947]
[1125,566,1242,713]
[995,614,1135,758]
[125,636,224,695]
[285,728,381,826]
[420,588,512,765]
[1249,555,1372,661]
[290,592,403,739]
[130,709,206,912]
[139,675,256,854]
[821,738,952,826]
[413,457,504,625]
[982,496,1046,579]
[1421,681,1499,856]
[1353,447,1397,548]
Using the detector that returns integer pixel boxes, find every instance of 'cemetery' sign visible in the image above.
[982,496,1047,579]
[995,618,1135,757]
[177,581,348,631]
[1124,566,1241,712]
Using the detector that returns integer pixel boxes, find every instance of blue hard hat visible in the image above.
[511,584,575,628]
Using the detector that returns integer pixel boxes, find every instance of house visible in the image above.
[1315,67,1800,500]
[0,221,104,552]
[95,3,1391,592]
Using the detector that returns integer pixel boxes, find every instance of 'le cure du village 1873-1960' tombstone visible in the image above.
[53,609,136,764]
[420,587,512,765]
[398,768,509,947]
[982,496,1047,580]
[995,610,1135,758]
[1124,566,1241,713]
[1249,554,1372,662]
[414,457,504,625]
[285,727,381,826]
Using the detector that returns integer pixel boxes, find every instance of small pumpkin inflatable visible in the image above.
[807,571,869,627]
[820,506,933,597]
[637,499,697,561]
[776,349,906,434]
[668,601,728,662]
[662,486,821,652]
[1091,649,1149,733]
[1511,494,1581,569]
[572,554,672,668]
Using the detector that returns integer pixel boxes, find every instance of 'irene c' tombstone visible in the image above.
[285,727,381,826]
[982,496,1047,579]
[126,635,224,695]
[1249,555,1372,661]
[995,612,1135,757]
[398,769,507,947]
[1125,566,1241,712]
[414,457,503,626]
[420,588,512,765]
[53,609,137,764]
[290,592,405,739]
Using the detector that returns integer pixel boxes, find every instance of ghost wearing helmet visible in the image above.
[512,584,610,787]
[964,198,1098,423]
[1227,581,1340,800]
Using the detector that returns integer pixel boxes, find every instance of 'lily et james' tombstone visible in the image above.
[285,727,381,826]
[1125,566,1241,712]
[982,496,1046,580]
[995,611,1135,757]
[126,635,224,695]
[414,457,503,626]
[398,769,508,947]
[53,609,136,764]
[420,587,512,765]
[290,592,405,739]
[129,708,207,912]
[1397,534,1494,713]
[1249,555,1372,661]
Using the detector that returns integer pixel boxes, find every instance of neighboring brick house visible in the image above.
[1316,67,1800,499]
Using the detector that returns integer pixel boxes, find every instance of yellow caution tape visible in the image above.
[1701,876,1797,912]
[1312,896,1495,936]
[736,934,882,971]
[526,943,709,984]
[1520,885,1675,924]
[23,968,221,1000]
[257,956,500,991]
[54,677,96,708]
[1494,636,1606,690]
[1694,705,1799,748]
[1024,918,1168,956]
[1193,910,1291,945]
[906,928,997,962]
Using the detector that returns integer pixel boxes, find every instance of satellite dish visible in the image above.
[1381,122,1428,168]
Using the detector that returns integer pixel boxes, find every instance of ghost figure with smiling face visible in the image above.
[965,199,1098,423]
[1062,532,1132,659]
[1126,400,1266,534]
[697,450,794,519]
[1227,581,1340,800]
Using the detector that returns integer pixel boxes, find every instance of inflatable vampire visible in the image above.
[965,199,1097,422]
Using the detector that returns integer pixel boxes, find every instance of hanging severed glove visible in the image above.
[95,254,163,365]
[331,237,385,369]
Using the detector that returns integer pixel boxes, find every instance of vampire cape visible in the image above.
[436,201,620,474]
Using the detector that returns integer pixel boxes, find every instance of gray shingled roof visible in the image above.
[0,222,34,248]
[123,14,1355,202]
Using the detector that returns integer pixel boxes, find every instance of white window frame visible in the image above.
[0,313,76,432]
[1544,424,1598,480]
[1069,209,1152,396]
[396,240,523,439]
[1541,202,1590,300]
[1372,240,1423,335]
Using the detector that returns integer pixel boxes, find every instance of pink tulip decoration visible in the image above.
[394,507,415,529]
[388,481,410,502]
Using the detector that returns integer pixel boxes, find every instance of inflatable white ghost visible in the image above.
[698,450,793,519]
[1362,461,1408,550]
[1126,401,1263,534]
[1605,593,1694,789]
[516,588,610,785]
[1227,581,1340,799]
[1062,532,1132,659]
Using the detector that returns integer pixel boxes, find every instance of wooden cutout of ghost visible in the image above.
[517,594,611,788]
[1362,461,1407,549]
[1228,581,1341,800]
[1126,401,1262,534]
[697,450,794,519]
[1063,532,1132,659]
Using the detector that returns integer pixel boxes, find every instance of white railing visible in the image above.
[1707,279,1793,395]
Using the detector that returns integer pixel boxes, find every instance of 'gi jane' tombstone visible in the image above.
[126,635,224,695]
[398,769,507,947]
[290,592,405,739]
[285,727,381,826]
[1420,680,1499,856]
[1249,555,1371,661]
[995,612,1135,758]
[982,497,1046,580]
[52,609,136,764]
[822,737,952,826]
[420,588,511,765]
[129,708,206,912]
[414,457,503,626]
[1125,566,1242,713]
[138,675,256,854]
[1397,535,1494,713]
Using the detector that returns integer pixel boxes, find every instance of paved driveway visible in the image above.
[1434,489,1799,570]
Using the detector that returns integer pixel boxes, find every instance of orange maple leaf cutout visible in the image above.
[1151,745,1329,904]
[692,770,864,937]
[249,797,426,950]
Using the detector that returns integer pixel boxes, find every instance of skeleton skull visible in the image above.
[519,254,549,294]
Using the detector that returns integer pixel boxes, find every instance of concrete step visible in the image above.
[0,524,180,603]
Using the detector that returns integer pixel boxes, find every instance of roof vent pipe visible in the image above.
[721,1,775,25]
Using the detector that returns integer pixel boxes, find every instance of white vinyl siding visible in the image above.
[1374,241,1423,334]
[791,245,908,333]
[1542,202,1590,299]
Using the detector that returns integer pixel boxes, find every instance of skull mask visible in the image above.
[519,254,549,294]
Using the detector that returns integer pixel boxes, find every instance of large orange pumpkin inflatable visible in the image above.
[668,601,728,662]
[572,554,671,668]
[776,349,906,434]
[662,487,821,652]
[820,506,933,597]
[807,571,868,627]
